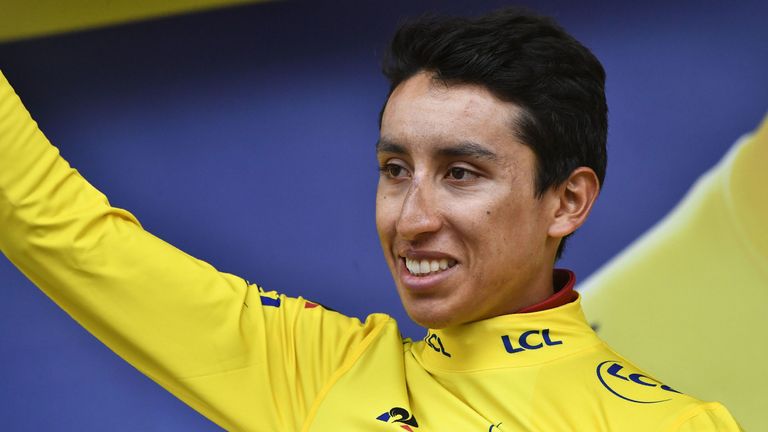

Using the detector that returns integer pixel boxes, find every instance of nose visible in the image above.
[396,179,443,241]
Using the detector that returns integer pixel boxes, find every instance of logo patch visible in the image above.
[501,328,562,354]
[376,407,419,430]
[259,294,281,308]
[596,360,681,404]
[425,333,451,357]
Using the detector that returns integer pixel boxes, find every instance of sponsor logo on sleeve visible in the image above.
[596,360,682,404]
[259,293,281,307]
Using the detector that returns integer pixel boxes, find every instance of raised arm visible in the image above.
[0,71,385,431]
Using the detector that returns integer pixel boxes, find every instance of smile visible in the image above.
[404,257,457,276]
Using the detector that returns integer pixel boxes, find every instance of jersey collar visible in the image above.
[413,272,600,372]
[518,269,579,313]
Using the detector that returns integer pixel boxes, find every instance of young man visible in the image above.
[0,8,740,431]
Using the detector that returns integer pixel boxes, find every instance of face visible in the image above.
[376,72,561,329]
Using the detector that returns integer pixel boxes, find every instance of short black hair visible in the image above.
[381,8,607,259]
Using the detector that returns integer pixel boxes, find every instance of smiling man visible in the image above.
[376,72,594,329]
[0,7,741,432]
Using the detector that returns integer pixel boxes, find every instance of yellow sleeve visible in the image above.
[670,403,743,432]
[0,70,387,431]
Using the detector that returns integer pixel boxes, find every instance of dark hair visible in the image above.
[381,8,607,259]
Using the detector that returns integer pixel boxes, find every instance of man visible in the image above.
[0,8,740,431]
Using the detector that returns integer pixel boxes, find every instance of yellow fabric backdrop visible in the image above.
[0,0,267,43]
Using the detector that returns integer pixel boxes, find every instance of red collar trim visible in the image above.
[518,269,577,313]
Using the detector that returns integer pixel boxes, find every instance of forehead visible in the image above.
[380,72,524,154]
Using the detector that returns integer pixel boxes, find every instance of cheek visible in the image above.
[375,190,396,238]
[476,196,532,251]
[375,198,386,236]
[443,196,513,255]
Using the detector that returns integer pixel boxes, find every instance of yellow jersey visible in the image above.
[0,71,741,431]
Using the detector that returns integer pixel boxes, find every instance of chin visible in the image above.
[404,303,462,329]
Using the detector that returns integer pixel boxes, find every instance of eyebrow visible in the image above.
[376,138,497,161]
[375,138,407,155]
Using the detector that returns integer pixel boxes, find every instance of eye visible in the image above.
[446,167,478,181]
[380,162,410,179]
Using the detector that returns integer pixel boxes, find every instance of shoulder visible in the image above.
[252,287,399,355]
[549,341,741,431]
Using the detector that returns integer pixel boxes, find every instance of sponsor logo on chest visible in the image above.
[376,407,419,431]
[501,328,563,354]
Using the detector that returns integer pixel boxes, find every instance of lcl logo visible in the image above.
[501,328,562,354]
[596,360,681,404]
[425,333,451,358]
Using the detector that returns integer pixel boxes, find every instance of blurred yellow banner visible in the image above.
[0,0,268,43]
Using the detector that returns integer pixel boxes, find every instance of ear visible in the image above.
[547,167,600,239]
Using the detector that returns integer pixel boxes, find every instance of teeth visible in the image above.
[404,257,457,276]
[420,260,430,273]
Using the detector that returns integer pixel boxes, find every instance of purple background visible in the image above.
[1,0,766,430]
